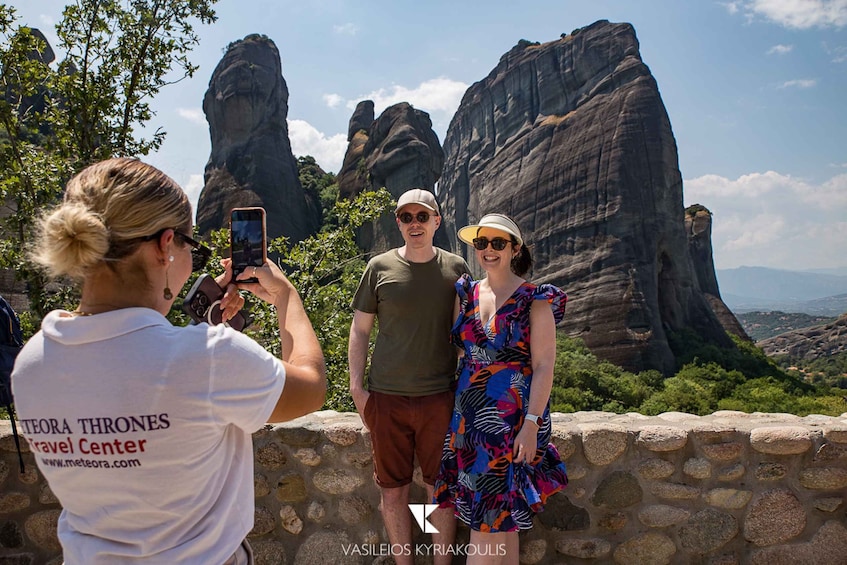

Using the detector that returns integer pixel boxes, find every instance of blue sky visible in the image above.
[12,0,847,272]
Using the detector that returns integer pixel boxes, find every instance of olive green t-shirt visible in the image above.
[351,248,470,396]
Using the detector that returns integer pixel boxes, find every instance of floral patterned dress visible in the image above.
[433,274,569,532]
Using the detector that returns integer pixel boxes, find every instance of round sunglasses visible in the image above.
[472,237,511,251]
[397,211,434,224]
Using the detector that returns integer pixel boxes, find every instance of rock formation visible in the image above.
[758,313,847,360]
[197,34,320,243]
[337,101,444,251]
[336,101,374,201]
[685,204,751,342]
[437,20,732,374]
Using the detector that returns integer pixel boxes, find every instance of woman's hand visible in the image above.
[215,258,245,323]
[513,421,539,465]
[232,259,295,307]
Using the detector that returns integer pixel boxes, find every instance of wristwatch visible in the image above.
[525,413,543,426]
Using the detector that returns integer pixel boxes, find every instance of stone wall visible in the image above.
[2,410,847,564]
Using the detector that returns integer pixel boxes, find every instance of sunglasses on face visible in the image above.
[175,231,212,271]
[472,237,511,251]
[397,211,433,224]
[144,228,212,272]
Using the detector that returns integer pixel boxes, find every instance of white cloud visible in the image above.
[177,108,206,125]
[323,93,344,108]
[185,174,205,213]
[684,171,791,198]
[778,78,817,88]
[352,76,469,115]
[721,1,743,15]
[333,23,358,35]
[766,44,793,55]
[684,171,847,270]
[287,119,348,174]
[826,44,847,62]
[346,76,469,139]
[744,0,847,29]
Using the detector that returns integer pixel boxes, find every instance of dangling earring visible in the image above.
[163,255,174,300]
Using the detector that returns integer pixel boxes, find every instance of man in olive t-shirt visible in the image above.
[348,188,469,565]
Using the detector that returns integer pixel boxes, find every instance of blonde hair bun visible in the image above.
[34,203,109,279]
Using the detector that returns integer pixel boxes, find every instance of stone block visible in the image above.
[0,492,30,514]
[701,442,743,462]
[678,508,738,553]
[613,532,675,565]
[705,488,752,510]
[555,537,611,558]
[519,538,547,564]
[580,424,628,466]
[591,471,642,509]
[251,506,276,536]
[636,426,688,452]
[744,489,806,546]
[279,505,303,535]
[813,497,842,512]
[637,458,675,479]
[750,426,813,455]
[649,482,700,500]
[799,467,847,490]
[323,424,359,447]
[683,457,712,479]
[23,510,61,552]
[598,511,627,531]
[276,473,308,503]
[255,442,287,469]
[750,520,847,565]
[717,463,745,482]
[312,468,364,494]
[293,448,320,466]
[755,462,787,481]
[638,504,690,527]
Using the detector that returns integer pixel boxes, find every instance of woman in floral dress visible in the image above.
[433,214,568,563]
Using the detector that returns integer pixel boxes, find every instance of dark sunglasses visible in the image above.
[472,237,511,251]
[144,229,212,272]
[397,211,433,224]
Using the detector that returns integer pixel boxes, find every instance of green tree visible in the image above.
[0,1,217,317]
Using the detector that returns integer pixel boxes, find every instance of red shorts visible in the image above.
[362,390,454,488]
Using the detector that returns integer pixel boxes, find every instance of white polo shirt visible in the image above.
[12,308,285,564]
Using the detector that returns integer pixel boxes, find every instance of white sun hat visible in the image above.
[457,213,523,247]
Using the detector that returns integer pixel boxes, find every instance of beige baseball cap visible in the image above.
[395,188,439,214]
[457,213,524,246]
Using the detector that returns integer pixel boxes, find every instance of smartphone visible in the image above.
[230,207,267,283]
[182,274,248,332]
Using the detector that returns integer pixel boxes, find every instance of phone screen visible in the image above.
[231,207,266,282]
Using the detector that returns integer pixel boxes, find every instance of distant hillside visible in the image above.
[737,311,836,342]
[718,267,847,315]
[758,313,847,361]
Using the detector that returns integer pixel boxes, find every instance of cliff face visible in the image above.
[197,34,320,242]
[337,101,443,251]
[438,21,731,374]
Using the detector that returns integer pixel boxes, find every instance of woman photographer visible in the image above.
[11,157,326,564]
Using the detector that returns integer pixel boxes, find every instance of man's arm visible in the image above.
[348,309,376,417]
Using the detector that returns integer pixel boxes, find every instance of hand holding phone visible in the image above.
[182,274,248,332]
[230,207,267,283]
